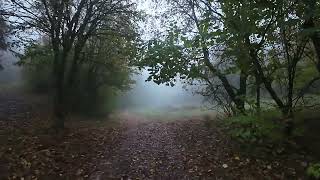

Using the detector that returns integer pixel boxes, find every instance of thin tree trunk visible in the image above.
[285,60,296,136]
[248,47,287,115]
[311,34,320,72]
[287,63,295,117]
[302,1,320,72]
[0,16,6,50]
[303,18,320,72]
[190,3,246,114]
[202,47,245,113]
[255,71,261,115]
[68,45,83,86]
[238,71,248,112]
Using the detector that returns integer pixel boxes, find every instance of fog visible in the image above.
[0,1,206,113]
[0,51,204,112]
[0,51,21,87]
[118,70,204,111]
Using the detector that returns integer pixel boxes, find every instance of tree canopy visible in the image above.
[1,0,140,128]
[139,0,320,124]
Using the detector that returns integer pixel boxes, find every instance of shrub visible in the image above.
[224,110,284,144]
[307,163,320,179]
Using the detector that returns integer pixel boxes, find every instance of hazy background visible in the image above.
[0,0,205,113]
[0,51,204,112]
[0,51,21,85]
[118,69,204,111]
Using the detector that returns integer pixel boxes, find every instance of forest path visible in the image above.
[89,112,211,179]
[0,93,307,179]
[89,112,302,180]
[94,115,188,179]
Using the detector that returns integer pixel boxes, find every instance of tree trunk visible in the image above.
[311,33,320,72]
[287,63,296,118]
[303,18,320,72]
[68,53,79,86]
[68,38,89,87]
[0,16,6,50]
[68,45,83,87]
[52,49,68,130]
[53,82,65,129]
[202,47,246,113]
[192,4,246,114]
[255,71,261,114]
[302,1,320,72]
[238,71,248,113]
[248,47,287,115]
[285,74,295,136]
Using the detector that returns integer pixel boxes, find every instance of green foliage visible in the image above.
[292,107,320,137]
[225,110,284,144]
[139,35,192,86]
[225,107,320,145]
[20,34,136,116]
[144,0,320,117]
[19,44,53,93]
[295,62,319,91]
[307,163,320,179]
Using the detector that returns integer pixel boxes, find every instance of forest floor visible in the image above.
[0,93,313,179]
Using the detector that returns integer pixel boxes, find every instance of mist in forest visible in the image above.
[118,69,204,111]
[0,51,21,86]
[0,51,204,112]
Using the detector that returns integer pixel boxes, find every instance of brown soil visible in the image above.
[0,95,312,179]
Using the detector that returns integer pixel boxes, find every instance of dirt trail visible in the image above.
[91,114,187,179]
[90,113,306,179]
[0,95,308,179]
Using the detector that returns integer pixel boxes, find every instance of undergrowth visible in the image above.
[307,163,320,179]
[222,108,320,144]
[224,110,284,145]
